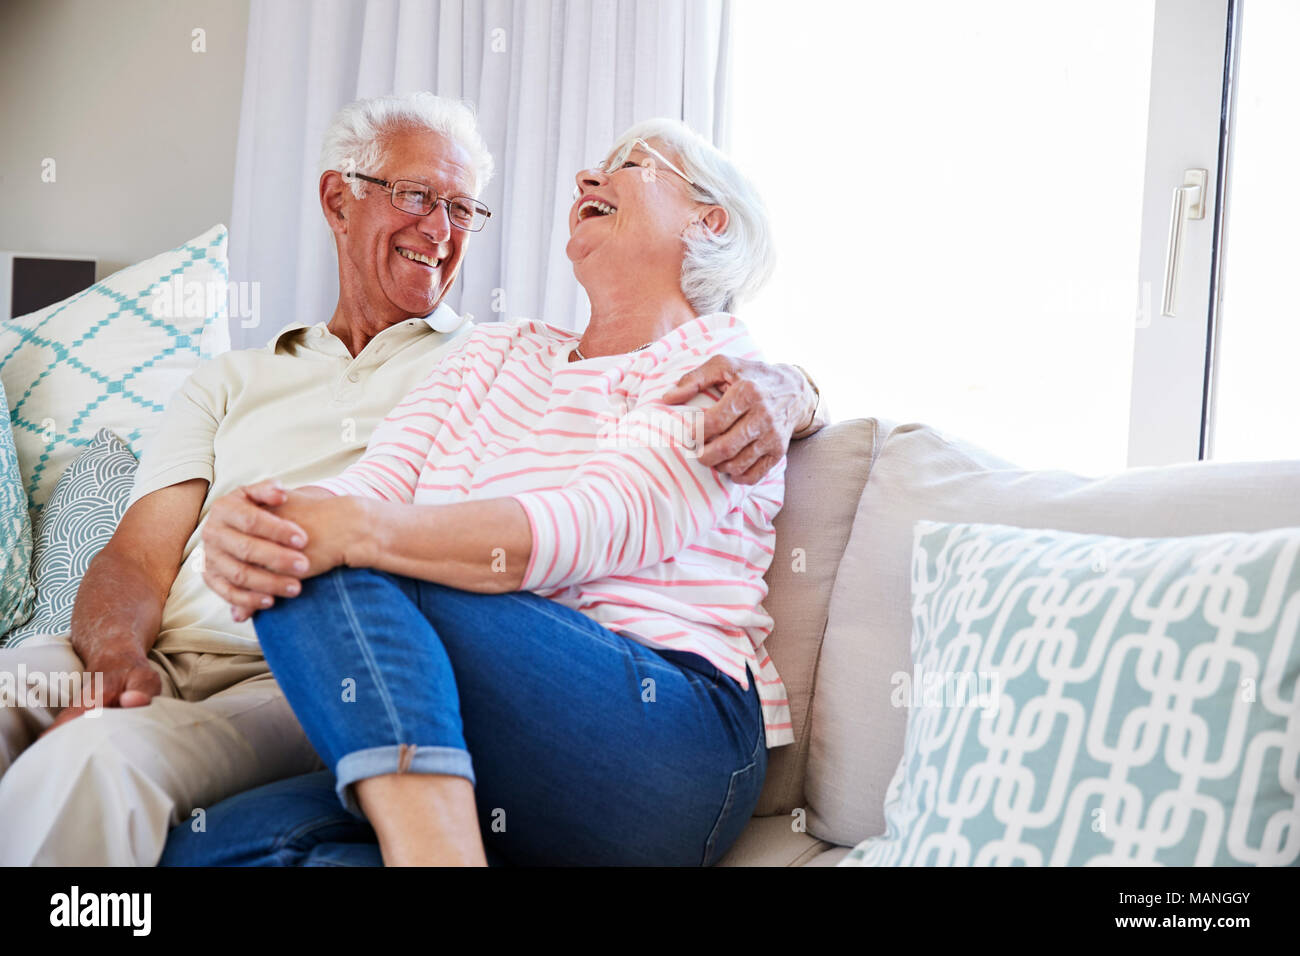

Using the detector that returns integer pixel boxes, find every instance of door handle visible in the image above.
[1160,168,1207,317]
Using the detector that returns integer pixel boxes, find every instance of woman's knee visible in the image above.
[253,566,413,643]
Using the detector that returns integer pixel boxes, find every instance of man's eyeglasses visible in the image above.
[349,173,492,232]
[573,138,701,198]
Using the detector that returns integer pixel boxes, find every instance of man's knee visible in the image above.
[0,709,179,865]
[1,708,174,803]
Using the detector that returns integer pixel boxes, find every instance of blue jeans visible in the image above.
[161,566,767,866]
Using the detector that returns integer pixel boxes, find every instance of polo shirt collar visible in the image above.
[268,303,466,353]
[422,302,466,333]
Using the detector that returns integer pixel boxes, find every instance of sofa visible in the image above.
[9,227,1295,865]
[4,409,1298,865]
[717,416,1300,866]
[5,239,1299,865]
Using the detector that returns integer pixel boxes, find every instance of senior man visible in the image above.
[0,93,826,866]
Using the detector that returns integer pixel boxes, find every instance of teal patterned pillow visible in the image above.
[0,224,229,522]
[2,428,138,649]
[842,519,1300,867]
[0,377,36,634]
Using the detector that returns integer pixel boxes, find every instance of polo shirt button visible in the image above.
[347,371,359,383]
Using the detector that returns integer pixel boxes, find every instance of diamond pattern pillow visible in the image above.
[2,428,138,649]
[0,224,230,521]
[0,377,36,635]
[841,520,1300,866]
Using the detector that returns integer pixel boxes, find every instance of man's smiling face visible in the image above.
[338,128,476,318]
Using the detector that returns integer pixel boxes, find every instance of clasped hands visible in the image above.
[201,480,369,622]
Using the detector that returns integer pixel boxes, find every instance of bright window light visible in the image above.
[1210,0,1300,463]
[730,0,1155,473]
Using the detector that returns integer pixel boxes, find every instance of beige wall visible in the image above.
[0,0,250,280]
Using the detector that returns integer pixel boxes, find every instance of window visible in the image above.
[1208,0,1300,462]
[731,0,1156,473]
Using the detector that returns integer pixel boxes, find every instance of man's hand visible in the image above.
[41,648,161,738]
[54,478,207,736]
[662,356,817,484]
[201,481,364,621]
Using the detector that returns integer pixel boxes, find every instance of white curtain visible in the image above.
[228,0,732,348]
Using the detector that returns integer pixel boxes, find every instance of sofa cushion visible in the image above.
[754,418,891,815]
[807,846,852,866]
[3,429,138,649]
[806,422,1300,849]
[843,519,1300,866]
[0,224,229,521]
[714,813,835,866]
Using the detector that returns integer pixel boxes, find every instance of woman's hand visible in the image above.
[201,480,369,621]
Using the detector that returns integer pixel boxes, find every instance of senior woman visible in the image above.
[164,120,791,867]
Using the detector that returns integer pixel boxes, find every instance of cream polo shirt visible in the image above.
[127,304,473,656]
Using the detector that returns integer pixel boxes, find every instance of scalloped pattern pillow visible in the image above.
[2,428,138,649]
[0,224,230,522]
[0,376,36,635]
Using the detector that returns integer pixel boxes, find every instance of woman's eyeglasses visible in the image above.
[598,138,697,186]
[572,138,700,199]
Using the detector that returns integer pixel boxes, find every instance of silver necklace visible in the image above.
[571,341,653,361]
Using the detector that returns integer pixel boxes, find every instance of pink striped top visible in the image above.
[313,312,793,749]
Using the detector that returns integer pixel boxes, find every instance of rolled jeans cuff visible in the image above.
[334,744,477,817]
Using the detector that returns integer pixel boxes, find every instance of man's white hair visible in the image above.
[608,119,775,316]
[319,92,495,197]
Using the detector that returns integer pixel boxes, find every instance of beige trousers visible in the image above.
[0,635,322,866]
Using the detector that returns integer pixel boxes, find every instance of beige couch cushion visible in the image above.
[753,418,890,815]
[714,814,834,866]
[804,846,852,866]
[805,422,1300,848]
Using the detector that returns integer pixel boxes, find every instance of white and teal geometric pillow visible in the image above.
[0,377,36,635]
[842,519,1300,867]
[2,428,138,649]
[0,224,230,521]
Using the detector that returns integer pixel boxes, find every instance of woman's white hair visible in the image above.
[319,92,495,198]
[609,119,775,316]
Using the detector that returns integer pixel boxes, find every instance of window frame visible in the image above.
[1127,0,1239,466]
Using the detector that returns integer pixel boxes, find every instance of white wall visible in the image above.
[0,0,250,281]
